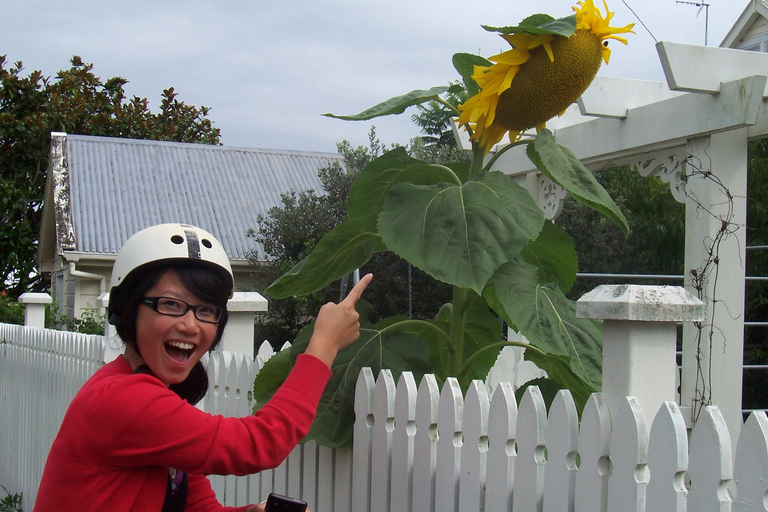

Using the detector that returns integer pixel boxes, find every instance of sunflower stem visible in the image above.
[435,96,461,117]
[482,138,532,173]
[468,143,485,180]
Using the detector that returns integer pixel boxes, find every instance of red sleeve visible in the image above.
[184,473,249,512]
[80,353,330,476]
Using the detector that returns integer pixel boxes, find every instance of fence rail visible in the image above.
[3,323,768,511]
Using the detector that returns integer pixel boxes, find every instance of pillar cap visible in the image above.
[17,292,53,305]
[577,284,705,322]
[227,291,268,312]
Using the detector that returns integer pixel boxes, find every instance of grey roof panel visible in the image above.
[64,135,341,261]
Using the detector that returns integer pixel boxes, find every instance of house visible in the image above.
[721,0,768,51]
[38,133,343,319]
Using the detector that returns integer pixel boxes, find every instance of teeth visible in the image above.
[167,341,194,351]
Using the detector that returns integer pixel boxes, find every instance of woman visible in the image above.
[34,223,372,512]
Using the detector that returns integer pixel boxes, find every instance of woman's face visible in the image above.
[134,270,219,386]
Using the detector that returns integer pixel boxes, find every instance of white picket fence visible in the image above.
[2,322,768,511]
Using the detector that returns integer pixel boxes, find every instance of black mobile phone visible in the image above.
[264,492,308,512]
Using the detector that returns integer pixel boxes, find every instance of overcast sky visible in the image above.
[2,0,748,154]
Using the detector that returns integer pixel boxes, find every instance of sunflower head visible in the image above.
[458,0,634,153]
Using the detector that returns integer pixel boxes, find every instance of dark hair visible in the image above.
[108,262,230,405]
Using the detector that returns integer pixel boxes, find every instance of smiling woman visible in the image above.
[33,223,373,512]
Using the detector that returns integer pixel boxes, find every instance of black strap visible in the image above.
[161,468,188,512]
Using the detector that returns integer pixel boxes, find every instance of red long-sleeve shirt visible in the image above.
[33,353,330,511]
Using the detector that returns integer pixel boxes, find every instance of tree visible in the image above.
[0,55,220,297]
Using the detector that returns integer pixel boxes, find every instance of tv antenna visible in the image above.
[676,0,710,45]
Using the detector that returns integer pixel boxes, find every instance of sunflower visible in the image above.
[458,0,634,153]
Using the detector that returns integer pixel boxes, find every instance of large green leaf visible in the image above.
[518,354,597,414]
[432,292,504,389]
[378,170,545,294]
[252,346,293,406]
[521,220,578,294]
[348,148,463,229]
[301,302,431,447]
[526,129,629,234]
[323,86,455,121]
[266,220,386,298]
[489,256,603,390]
[452,53,493,97]
[483,13,576,37]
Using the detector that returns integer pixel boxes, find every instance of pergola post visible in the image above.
[680,128,749,445]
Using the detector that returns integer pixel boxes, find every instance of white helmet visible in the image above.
[111,223,234,298]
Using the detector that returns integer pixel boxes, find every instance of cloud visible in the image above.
[1,0,749,153]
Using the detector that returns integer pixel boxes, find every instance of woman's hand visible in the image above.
[305,273,373,368]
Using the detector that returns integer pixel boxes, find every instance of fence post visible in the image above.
[220,292,268,359]
[577,284,705,425]
[18,292,52,328]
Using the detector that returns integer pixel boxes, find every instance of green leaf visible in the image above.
[347,148,462,229]
[266,220,386,298]
[521,220,578,293]
[518,354,596,414]
[483,14,576,37]
[378,171,545,294]
[489,257,603,390]
[452,53,493,98]
[252,346,293,407]
[299,302,431,447]
[526,129,629,234]
[323,86,452,121]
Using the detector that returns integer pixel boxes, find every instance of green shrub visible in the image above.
[0,292,24,325]
[0,485,22,512]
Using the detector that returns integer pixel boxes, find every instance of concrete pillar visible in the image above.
[219,291,268,359]
[681,129,748,446]
[18,292,52,329]
[577,284,705,426]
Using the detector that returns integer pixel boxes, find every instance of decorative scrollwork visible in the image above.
[621,146,688,203]
[538,176,568,220]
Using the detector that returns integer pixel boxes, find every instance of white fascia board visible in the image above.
[657,41,768,98]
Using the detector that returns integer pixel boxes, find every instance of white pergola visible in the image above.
[456,40,768,442]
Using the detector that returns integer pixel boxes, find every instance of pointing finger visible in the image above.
[341,273,373,305]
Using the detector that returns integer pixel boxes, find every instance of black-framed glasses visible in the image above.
[140,296,224,324]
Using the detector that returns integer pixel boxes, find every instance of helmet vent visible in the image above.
[202,239,213,249]
[170,235,184,245]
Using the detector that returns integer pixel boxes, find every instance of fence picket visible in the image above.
[459,381,490,512]
[352,367,376,512]
[434,378,463,512]
[364,369,393,512]
[486,382,516,512]
[514,385,548,512]
[544,390,579,512]
[412,374,440,512]
[647,402,688,512]
[688,406,734,511]
[608,397,649,512]
[733,412,768,511]
[574,394,612,512]
[391,372,417,512]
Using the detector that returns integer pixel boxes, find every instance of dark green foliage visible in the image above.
[0,485,22,512]
[0,55,220,297]
[558,166,686,298]
[744,137,768,411]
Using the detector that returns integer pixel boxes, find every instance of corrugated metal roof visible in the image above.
[62,134,342,261]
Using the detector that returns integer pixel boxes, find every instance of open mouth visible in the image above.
[164,341,195,363]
